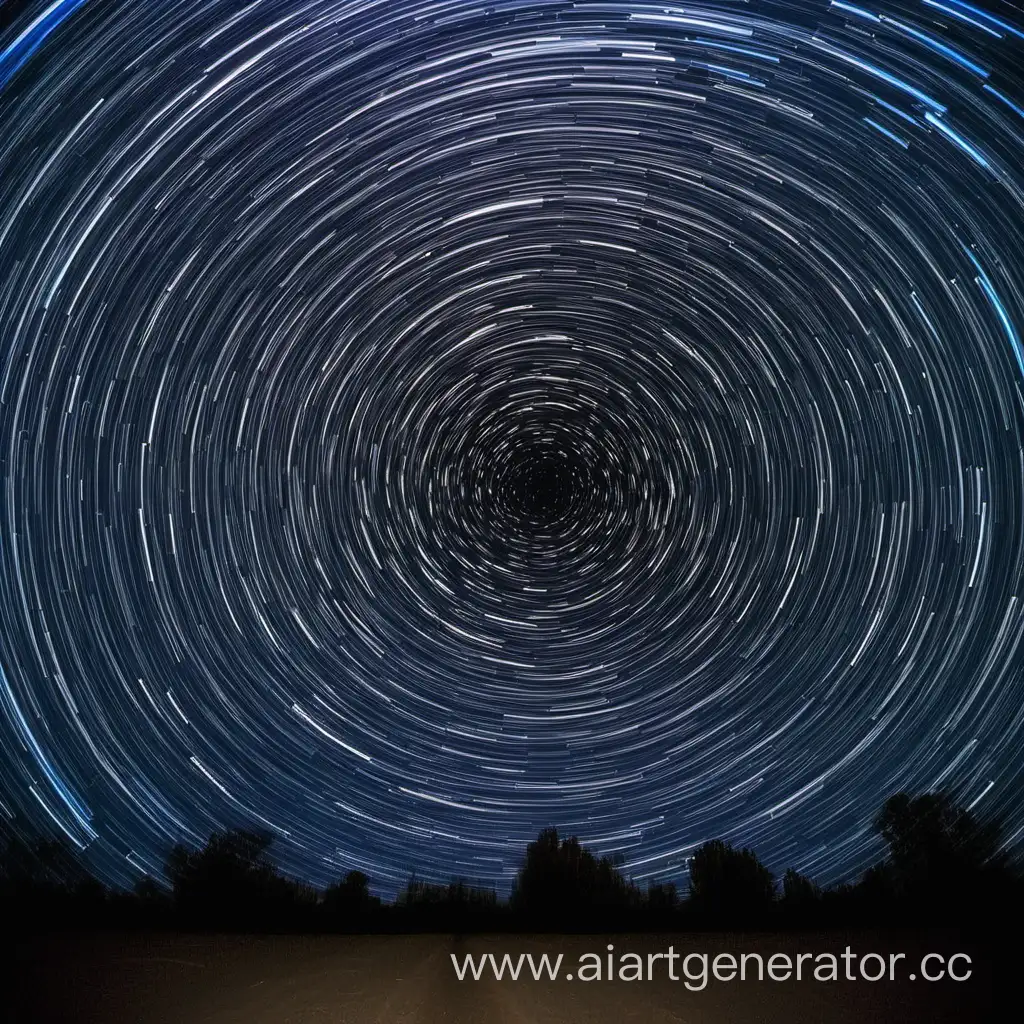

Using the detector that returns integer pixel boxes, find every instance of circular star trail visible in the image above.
[0,0,1022,894]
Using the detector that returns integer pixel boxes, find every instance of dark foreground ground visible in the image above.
[11,930,999,1023]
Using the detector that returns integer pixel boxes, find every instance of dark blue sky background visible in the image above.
[0,0,1022,896]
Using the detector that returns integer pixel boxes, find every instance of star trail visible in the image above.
[0,0,1022,896]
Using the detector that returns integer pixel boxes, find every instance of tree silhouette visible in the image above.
[688,839,774,921]
[0,833,90,891]
[512,827,638,925]
[165,829,314,927]
[324,869,372,912]
[781,868,819,905]
[874,791,1012,912]
[0,828,109,927]
[2,790,1019,933]
[647,881,679,913]
[777,868,821,924]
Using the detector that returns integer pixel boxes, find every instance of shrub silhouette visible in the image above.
[395,876,500,932]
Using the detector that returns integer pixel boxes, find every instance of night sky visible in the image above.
[0,0,1022,898]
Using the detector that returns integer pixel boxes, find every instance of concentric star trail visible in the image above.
[0,0,1022,894]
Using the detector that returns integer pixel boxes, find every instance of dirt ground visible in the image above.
[11,929,998,1023]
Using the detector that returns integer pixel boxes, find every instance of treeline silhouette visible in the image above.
[3,791,1020,933]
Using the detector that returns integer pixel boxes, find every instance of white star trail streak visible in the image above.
[0,0,1022,895]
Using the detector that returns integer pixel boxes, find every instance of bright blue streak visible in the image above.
[869,94,920,128]
[694,60,752,80]
[0,0,91,92]
[963,247,1024,380]
[819,41,947,113]
[830,1,880,23]
[0,663,95,837]
[925,112,989,169]
[984,84,1024,121]
[864,117,909,148]
[921,0,1003,39]
[884,16,988,78]
[942,0,1024,42]
[689,38,780,63]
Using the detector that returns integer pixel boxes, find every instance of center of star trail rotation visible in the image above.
[0,0,1022,895]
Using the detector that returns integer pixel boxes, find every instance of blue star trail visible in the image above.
[0,0,1022,896]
